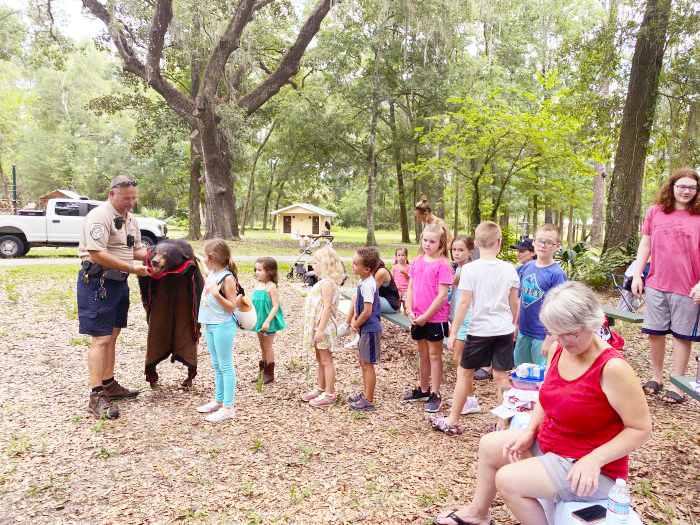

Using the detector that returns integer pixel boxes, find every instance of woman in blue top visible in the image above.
[195,239,240,423]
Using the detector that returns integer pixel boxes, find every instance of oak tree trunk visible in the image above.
[389,101,410,243]
[188,139,202,240]
[590,162,606,246]
[604,0,671,251]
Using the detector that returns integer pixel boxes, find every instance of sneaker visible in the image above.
[301,388,324,402]
[347,391,365,403]
[461,398,481,415]
[428,414,462,436]
[337,322,351,338]
[87,391,119,419]
[474,368,493,381]
[205,406,235,423]
[344,335,360,349]
[196,400,222,413]
[309,392,337,407]
[350,397,376,410]
[403,387,430,402]
[425,392,442,412]
[103,380,139,400]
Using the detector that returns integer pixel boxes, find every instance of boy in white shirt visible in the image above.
[429,221,519,435]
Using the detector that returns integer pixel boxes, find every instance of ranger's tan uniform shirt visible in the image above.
[78,200,142,264]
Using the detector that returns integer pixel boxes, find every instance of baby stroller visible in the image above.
[287,224,334,287]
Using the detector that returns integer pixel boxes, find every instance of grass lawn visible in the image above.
[19,228,419,261]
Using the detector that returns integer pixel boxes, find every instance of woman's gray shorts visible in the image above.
[642,287,700,342]
[530,441,615,503]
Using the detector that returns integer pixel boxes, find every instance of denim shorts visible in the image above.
[77,270,129,337]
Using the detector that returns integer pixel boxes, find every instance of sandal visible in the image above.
[661,390,685,404]
[474,368,493,381]
[482,422,507,434]
[642,380,663,395]
[434,511,494,525]
[428,415,463,436]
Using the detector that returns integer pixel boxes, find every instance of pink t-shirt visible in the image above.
[641,204,700,296]
[392,262,410,291]
[408,255,453,322]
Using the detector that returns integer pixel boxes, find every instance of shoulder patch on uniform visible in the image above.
[90,223,106,240]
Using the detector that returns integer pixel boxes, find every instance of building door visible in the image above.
[312,216,319,234]
[283,215,292,233]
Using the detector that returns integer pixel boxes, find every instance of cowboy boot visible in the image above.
[251,360,264,383]
[263,362,275,384]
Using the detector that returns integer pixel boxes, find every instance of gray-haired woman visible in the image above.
[434,281,651,525]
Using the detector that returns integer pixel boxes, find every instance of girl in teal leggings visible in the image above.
[195,239,240,423]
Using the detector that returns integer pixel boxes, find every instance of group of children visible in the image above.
[192,219,568,428]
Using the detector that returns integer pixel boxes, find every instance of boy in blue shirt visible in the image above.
[515,223,567,366]
[348,247,382,410]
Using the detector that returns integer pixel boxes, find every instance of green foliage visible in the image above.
[574,246,633,290]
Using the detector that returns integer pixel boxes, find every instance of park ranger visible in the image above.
[77,175,151,418]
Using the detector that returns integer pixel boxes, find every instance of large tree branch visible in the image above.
[238,0,333,115]
[147,0,172,85]
[253,0,276,12]
[201,0,257,99]
[82,0,195,125]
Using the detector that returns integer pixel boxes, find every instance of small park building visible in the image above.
[271,203,337,235]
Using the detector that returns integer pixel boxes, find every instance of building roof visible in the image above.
[270,203,337,217]
[39,189,85,201]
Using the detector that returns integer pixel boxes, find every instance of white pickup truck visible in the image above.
[0,198,168,257]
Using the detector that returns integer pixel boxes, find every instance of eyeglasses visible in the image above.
[545,328,583,339]
[110,180,138,189]
[533,238,558,247]
[674,184,698,193]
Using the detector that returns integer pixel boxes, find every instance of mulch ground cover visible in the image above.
[0,268,698,524]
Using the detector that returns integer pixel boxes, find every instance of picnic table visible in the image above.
[670,375,700,401]
[602,305,644,326]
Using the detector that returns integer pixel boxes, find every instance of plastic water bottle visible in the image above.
[606,478,630,524]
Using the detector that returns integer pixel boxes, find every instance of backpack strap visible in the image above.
[216,272,245,299]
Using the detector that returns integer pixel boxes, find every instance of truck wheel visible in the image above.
[0,235,24,258]
[141,233,157,248]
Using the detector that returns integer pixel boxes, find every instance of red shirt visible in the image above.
[537,346,628,481]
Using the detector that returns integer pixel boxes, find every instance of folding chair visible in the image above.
[610,273,642,313]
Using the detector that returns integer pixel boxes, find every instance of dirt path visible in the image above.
[0,271,698,524]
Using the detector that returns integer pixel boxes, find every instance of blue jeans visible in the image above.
[379,296,397,313]
[204,320,238,407]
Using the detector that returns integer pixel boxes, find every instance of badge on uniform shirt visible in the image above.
[90,223,105,240]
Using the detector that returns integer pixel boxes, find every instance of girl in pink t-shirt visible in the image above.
[632,167,700,404]
[392,247,410,314]
[403,223,453,412]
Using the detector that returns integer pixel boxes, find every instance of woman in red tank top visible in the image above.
[434,281,651,525]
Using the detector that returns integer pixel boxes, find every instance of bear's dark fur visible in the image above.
[138,239,204,389]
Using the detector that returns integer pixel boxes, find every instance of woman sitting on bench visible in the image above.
[434,281,651,525]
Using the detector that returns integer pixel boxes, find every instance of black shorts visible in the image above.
[411,321,449,342]
[461,333,514,371]
[77,270,130,337]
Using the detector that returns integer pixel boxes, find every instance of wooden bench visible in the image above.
[601,305,644,326]
[670,375,700,401]
[340,290,450,346]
